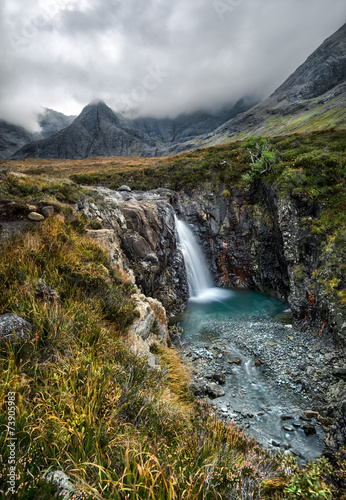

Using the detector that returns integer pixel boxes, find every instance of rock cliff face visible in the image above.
[175,187,290,299]
[77,183,344,347]
[78,187,188,317]
[174,185,345,347]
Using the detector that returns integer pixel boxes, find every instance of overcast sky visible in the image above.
[1,0,345,130]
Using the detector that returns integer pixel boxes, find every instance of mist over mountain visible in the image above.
[189,22,346,147]
[4,23,346,161]
[36,108,76,139]
[9,98,255,160]
[0,120,33,160]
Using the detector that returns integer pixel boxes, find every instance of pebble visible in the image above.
[177,307,345,460]
[229,357,242,365]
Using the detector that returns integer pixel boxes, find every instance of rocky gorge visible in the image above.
[72,182,345,461]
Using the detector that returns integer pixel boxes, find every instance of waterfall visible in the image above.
[175,216,231,303]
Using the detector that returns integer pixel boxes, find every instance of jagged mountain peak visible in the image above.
[5,23,346,160]
[76,100,123,128]
[187,22,346,146]
[272,22,346,101]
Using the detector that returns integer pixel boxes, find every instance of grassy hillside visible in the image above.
[0,129,345,498]
[0,215,328,500]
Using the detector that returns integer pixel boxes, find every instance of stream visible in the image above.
[174,218,330,462]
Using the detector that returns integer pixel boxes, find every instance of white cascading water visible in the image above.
[175,216,232,303]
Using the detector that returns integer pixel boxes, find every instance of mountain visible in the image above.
[11,101,164,159]
[10,98,254,160]
[7,23,346,160]
[36,108,76,138]
[0,121,33,160]
[129,98,254,144]
[0,109,76,160]
[186,22,346,148]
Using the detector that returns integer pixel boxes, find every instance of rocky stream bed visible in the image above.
[172,291,346,462]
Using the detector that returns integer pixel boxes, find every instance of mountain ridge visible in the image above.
[10,98,255,160]
[5,22,346,161]
[186,22,346,149]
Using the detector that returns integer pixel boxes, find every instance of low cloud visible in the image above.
[1,0,345,129]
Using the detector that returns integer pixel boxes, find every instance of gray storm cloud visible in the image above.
[1,0,346,130]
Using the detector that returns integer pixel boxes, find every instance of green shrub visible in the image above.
[241,137,279,190]
[285,457,333,499]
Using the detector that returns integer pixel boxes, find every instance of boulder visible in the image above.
[28,212,45,221]
[118,185,132,192]
[206,382,225,399]
[303,410,319,419]
[45,470,76,498]
[303,424,317,436]
[0,313,33,344]
[212,372,226,385]
[41,206,54,217]
[189,381,207,396]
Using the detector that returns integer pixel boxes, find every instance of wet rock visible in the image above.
[303,410,319,419]
[0,313,33,344]
[229,357,242,365]
[28,212,45,221]
[282,426,294,432]
[281,415,293,421]
[212,372,226,385]
[190,381,206,396]
[80,189,188,316]
[271,440,281,447]
[300,415,311,422]
[254,359,262,366]
[332,367,346,379]
[206,382,225,399]
[317,415,333,427]
[303,424,317,436]
[118,185,132,192]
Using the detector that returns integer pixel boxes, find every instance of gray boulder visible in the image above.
[45,470,77,498]
[206,382,226,399]
[0,313,33,344]
[118,185,132,192]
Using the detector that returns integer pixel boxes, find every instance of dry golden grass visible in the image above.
[0,156,172,179]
